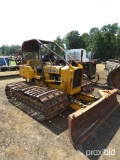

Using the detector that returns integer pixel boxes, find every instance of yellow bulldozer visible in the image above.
[5,39,119,148]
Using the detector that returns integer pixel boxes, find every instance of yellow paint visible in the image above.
[45,79,56,83]
[20,60,84,97]
[19,60,98,111]
[20,66,36,79]
[76,93,95,101]
[69,102,82,110]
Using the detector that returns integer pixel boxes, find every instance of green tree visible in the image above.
[101,23,118,34]
[116,28,120,57]
[80,33,90,51]
[92,31,105,60]
[102,31,116,59]
[64,30,81,49]
[54,36,64,56]
[1,45,5,55]
[0,48,2,55]
[0,45,21,55]
[89,27,99,36]
[88,23,119,61]
[4,45,10,55]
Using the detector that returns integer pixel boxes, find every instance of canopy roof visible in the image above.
[22,39,54,52]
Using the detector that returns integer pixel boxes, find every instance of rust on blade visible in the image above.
[68,89,119,148]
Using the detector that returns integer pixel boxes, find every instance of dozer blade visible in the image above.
[68,89,119,148]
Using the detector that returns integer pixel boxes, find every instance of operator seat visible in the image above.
[36,65,42,72]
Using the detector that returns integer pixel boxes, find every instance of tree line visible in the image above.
[0,23,120,61]
[0,45,21,56]
[57,23,120,61]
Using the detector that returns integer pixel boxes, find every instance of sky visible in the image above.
[0,0,120,46]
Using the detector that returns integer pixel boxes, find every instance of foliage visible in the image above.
[63,23,120,61]
[100,23,118,34]
[92,31,105,59]
[93,23,118,60]
[1,23,120,61]
[41,36,64,57]
[89,27,99,36]
[80,33,90,50]
[53,36,64,56]
[0,45,21,56]
[116,28,120,57]
[64,30,82,49]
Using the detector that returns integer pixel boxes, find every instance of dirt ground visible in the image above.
[0,64,120,160]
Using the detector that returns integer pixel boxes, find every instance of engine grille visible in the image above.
[73,69,82,88]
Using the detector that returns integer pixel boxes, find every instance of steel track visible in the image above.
[5,82,68,121]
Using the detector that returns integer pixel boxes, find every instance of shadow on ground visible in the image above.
[0,75,20,80]
[41,108,74,135]
[41,82,120,160]
[41,98,120,160]
[93,81,109,89]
